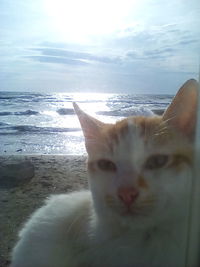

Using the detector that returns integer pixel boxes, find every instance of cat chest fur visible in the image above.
[57,192,187,267]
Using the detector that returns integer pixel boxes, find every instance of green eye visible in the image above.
[145,154,169,170]
[97,159,117,172]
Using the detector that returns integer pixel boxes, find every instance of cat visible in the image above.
[11,79,198,267]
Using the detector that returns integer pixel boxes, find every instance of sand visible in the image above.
[0,155,88,267]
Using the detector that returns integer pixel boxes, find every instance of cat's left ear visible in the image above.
[163,79,199,137]
[73,102,106,152]
[73,102,105,138]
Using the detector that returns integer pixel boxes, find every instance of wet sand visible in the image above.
[0,155,88,267]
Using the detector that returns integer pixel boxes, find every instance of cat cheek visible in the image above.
[87,161,97,172]
[105,194,113,203]
[137,175,149,190]
[104,194,116,208]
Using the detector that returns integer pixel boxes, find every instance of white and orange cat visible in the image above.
[11,79,198,267]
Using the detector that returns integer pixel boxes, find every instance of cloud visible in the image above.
[111,23,199,75]
[28,47,120,66]
[144,48,176,56]
[115,23,199,52]
[126,47,177,60]
[178,39,199,46]
[27,55,89,66]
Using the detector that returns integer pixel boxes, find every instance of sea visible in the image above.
[0,91,173,155]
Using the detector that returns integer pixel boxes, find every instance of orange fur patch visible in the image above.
[87,115,194,174]
[104,116,163,140]
[105,194,114,205]
[170,153,193,172]
[87,161,96,172]
[100,116,165,152]
[137,175,148,189]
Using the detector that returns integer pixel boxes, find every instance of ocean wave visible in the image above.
[0,92,74,104]
[0,125,81,135]
[96,106,154,117]
[0,112,11,116]
[0,92,44,100]
[152,109,165,115]
[0,122,9,126]
[57,108,75,115]
[0,110,39,116]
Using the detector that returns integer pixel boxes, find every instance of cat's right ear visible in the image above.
[73,102,106,152]
[162,79,199,138]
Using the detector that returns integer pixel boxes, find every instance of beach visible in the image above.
[0,155,88,267]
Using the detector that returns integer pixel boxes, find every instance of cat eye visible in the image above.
[97,159,117,172]
[144,154,169,170]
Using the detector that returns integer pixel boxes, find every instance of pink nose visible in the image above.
[118,186,139,207]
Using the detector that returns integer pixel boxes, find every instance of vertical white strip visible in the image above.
[185,69,200,266]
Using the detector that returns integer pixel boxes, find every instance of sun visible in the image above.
[44,0,136,43]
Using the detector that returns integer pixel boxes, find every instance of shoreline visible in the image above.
[0,154,89,267]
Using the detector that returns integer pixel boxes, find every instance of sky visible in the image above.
[0,0,199,94]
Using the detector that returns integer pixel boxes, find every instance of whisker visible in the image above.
[131,209,150,217]
[160,115,177,125]
[138,196,156,201]
[152,115,177,138]
[154,131,167,137]
[163,115,176,124]
[135,201,155,206]
[106,200,115,206]
[156,126,168,133]
[149,124,169,141]
[133,205,154,212]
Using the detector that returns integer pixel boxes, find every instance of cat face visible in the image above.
[74,79,198,229]
[87,117,193,227]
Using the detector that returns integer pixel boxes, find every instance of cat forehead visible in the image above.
[87,115,192,165]
[102,115,191,155]
[97,116,168,156]
[104,116,163,142]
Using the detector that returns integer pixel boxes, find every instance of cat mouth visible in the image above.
[121,210,135,217]
[120,205,154,217]
[121,207,140,217]
[107,198,155,217]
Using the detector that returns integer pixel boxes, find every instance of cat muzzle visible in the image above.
[117,186,139,208]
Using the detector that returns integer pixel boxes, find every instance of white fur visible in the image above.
[12,81,198,266]
[11,184,191,267]
[12,90,197,267]
[11,129,193,267]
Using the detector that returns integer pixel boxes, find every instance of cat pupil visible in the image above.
[97,159,117,172]
[145,155,169,170]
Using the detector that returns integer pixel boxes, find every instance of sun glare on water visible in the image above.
[44,0,137,42]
